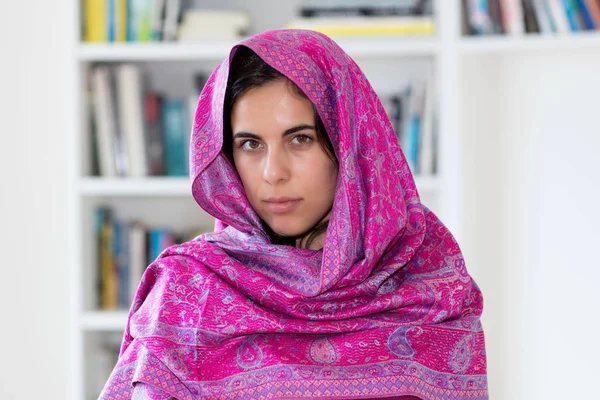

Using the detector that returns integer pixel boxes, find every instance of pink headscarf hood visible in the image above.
[101,29,488,400]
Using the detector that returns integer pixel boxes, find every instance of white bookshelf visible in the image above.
[69,1,457,398]
[79,37,441,61]
[67,1,600,399]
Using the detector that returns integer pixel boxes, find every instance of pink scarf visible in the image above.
[101,29,488,399]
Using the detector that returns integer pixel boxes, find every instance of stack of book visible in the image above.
[381,77,437,177]
[286,0,435,37]
[463,0,600,35]
[83,0,184,42]
[88,64,206,178]
[94,207,209,310]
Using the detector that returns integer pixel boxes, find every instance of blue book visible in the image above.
[406,116,421,175]
[575,0,596,29]
[108,0,116,42]
[113,221,129,309]
[161,99,189,176]
[148,228,165,262]
[562,0,582,31]
[126,0,137,41]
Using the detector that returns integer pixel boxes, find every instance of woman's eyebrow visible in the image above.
[233,132,261,140]
[233,124,316,140]
[282,124,316,137]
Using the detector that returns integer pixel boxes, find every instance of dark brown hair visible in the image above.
[223,46,338,249]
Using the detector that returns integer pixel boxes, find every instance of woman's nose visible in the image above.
[263,148,290,185]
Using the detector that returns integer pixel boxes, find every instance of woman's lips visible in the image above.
[263,198,302,213]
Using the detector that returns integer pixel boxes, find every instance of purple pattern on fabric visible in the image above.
[99,29,488,399]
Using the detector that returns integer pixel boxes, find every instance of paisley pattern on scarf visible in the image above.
[100,29,488,399]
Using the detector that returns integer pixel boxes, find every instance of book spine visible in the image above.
[116,0,128,41]
[466,0,494,35]
[116,64,148,177]
[84,0,108,42]
[562,0,582,30]
[418,76,435,177]
[575,0,596,28]
[126,0,137,41]
[100,213,117,310]
[287,16,436,36]
[547,0,572,32]
[128,222,147,302]
[161,99,188,177]
[108,0,116,42]
[137,0,152,42]
[144,94,165,175]
[532,0,554,33]
[162,0,181,41]
[584,0,600,28]
[91,67,118,177]
[500,0,525,34]
[150,0,166,41]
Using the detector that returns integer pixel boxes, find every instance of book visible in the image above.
[419,75,435,177]
[488,0,505,33]
[144,93,165,176]
[127,0,152,42]
[161,99,188,176]
[465,0,495,35]
[404,79,426,174]
[547,0,571,32]
[499,0,525,34]
[286,16,435,36]
[128,221,147,302]
[108,0,127,42]
[150,0,166,40]
[114,221,130,309]
[523,0,541,32]
[299,0,432,17]
[84,0,108,42]
[100,210,117,310]
[177,10,251,41]
[90,66,118,177]
[584,0,600,28]
[531,0,555,33]
[162,0,182,41]
[116,64,148,177]
[562,0,583,31]
[575,0,597,29]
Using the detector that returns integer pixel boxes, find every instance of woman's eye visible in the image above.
[291,135,312,145]
[241,140,262,150]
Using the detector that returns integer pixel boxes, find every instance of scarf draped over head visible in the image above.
[101,29,488,400]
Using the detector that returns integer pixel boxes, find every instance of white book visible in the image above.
[128,221,147,302]
[546,0,570,33]
[418,74,435,177]
[163,0,181,41]
[150,0,166,40]
[500,0,525,34]
[531,0,553,34]
[91,66,117,177]
[116,64,148,177]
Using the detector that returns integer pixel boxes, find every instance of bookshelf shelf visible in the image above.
[459,31,600,54]
[78,37,440,62]
[79,177,192,196]
[81,311,128,331]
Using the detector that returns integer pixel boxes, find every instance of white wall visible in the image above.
[461,51,600,399]
[0,1,70,399]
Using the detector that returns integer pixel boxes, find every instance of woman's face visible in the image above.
[231,79,338,243]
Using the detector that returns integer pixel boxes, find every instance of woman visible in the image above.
[100,29,488,399]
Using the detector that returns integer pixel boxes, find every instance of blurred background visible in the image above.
[1,0,599,399]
